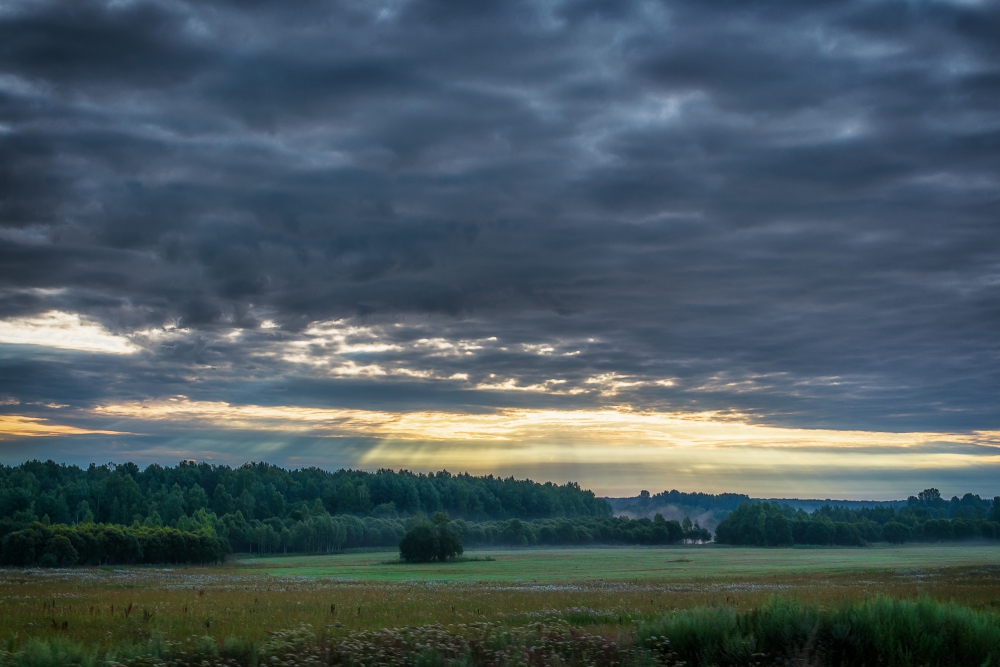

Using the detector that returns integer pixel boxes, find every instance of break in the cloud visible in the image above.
[0,311,139,354]
[0,0,998,497]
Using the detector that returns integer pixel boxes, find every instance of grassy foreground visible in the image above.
[0,545,997,665]
[2,597,999,667]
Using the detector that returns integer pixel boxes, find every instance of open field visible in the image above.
[241,543,1000,581]
[0,544,997,652]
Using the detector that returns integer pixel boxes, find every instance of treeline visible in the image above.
[216,506,408,553]
[0,502,711,564]
[209,511,710,554]
[716,489,1000,547]
[0,459,713,562]
[453,515,710,547]
[608,489,753,531]
[613,489,752,514]
[0,522,227,567]
[0,460,610,535]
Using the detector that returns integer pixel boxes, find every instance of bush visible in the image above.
[45,534,78,566]
[922,518,954,542]
[398,515,463,563]
[639,596,1000,667]
[714,502,793,546]
[803,521,834,545]
[0,522,226,566]
[833,522,864,546]
[881,521,911,544]
[952,518,977,540]
[398,524,438,562]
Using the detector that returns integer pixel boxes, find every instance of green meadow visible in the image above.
[241,543,1000,582]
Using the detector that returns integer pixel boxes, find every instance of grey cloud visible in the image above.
[0,0,998,446]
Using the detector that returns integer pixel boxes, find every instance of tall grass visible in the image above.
[1,638,100,667]
[0,597,995,666]
[639,596,1000,666]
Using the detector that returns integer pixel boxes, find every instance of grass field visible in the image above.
[241,543,1000,582]
[0,543,996,652]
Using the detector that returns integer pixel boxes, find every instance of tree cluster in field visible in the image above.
[715,489,1000,546]
[0,522,227,566]
[398,513,464,562]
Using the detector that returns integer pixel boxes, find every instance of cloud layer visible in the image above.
[1,0,998,495]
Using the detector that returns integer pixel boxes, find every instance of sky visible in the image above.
[0,0,998,499]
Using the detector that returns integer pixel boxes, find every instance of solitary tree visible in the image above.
[399,513,463,563]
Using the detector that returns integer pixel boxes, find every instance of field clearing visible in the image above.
[242,543,1000,582]
[0,544,997,651]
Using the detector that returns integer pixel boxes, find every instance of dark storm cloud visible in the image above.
[0,0,999,435]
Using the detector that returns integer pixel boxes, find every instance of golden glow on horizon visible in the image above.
[0,397,991,496]
[93,396,1000,453]
[0,415,124,438]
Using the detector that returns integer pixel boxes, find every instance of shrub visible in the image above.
[922,518,954,542]
[803,521,834,545]
[398,515,463,563]
[951,518,977,540]
[881,521,911,544]
[639,596,1000,667]
[399,524,439,562]
[833,522,864,546]
[45,534,78,566]
[0,522,227,566]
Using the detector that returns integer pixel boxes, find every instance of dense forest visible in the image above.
[0,459,610,528]
[2,460,995,562]
[715,489,1000,546]
[0,460,661,560]
[0,461,719,562]
[0,522,227,567]
[612,489,752,515]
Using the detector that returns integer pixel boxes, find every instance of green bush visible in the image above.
[0,523,227,567]
[982,521,999,539]
[921,518,955,542]
[44,535,78,566]
[639,596,1000,667]
[718,498,1000,547]
[881,520,911,543]
[398,515,463,563]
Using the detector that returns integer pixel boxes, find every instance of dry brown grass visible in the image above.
[1,560,998,652]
